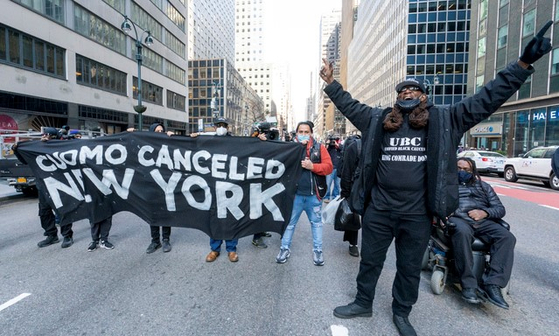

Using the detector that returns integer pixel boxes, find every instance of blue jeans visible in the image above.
[280,195,323,252]
[210,239,238,252]
[326,169,340,199]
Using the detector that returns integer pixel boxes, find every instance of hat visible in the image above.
[41,127,58,136]
[395,78,426,93]
[149,122,165,132]
[69,129,81,135]
[214,117,229,126]
[296,121,314,133]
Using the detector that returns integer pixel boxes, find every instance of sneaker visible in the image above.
[252,238,268,249]
[313,250,324,266]
[100,240,114,250]
[37,235,59,248]
[349,245,359,257]
[61,237,74,248]
[276,248,290,264]
[87,241,98,252]
[146,241,161,254]
[162,239,172,253]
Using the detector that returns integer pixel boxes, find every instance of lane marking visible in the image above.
[541,205,559,211]
[0,293,31,312]
[331,325,349,336]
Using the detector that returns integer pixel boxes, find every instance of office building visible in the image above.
[467,0,559,155]
[0,0,189,134]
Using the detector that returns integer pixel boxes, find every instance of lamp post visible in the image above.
[211,80,220,125]
[121,15,153,131]
[423,75,440,102]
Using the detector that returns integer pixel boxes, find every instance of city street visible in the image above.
[0,177,558,335]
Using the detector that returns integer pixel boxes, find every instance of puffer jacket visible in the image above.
[452,179,505,225]
[324,61,534,218]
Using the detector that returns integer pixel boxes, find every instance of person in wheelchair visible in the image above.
[449,157,516,309]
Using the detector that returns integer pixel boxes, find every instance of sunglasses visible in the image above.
[398,86,421,93]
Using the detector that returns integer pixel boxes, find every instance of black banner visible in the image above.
[16,133,305,240]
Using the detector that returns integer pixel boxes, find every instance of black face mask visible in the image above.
[458,170,473,184]
[396,98,421,111]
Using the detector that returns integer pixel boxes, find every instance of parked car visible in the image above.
[457,150,506,177]
[503,146,559,190]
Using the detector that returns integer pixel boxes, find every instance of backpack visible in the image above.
[337,135,362,178]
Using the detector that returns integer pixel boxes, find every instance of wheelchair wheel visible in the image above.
[431,270,445,295]
[421,247,430,270]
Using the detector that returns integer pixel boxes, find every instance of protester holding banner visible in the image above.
[206,118,240,263]
[276,121,333,266]
[88,217,114,251]
[14,128,75,248]
[145,122,173,254]
[320,20,552,336]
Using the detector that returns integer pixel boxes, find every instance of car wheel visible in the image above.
[504,166,518,182]
[550,173,559,191]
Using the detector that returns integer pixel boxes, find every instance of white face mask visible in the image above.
[216,127,227,136]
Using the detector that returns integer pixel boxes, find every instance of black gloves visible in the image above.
[520,20,553,64]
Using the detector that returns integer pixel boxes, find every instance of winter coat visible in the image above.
[324,61,534,218]
[452,179,505,225]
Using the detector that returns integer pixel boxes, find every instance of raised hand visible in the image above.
[520,20,553,64]
[320,58,334,84]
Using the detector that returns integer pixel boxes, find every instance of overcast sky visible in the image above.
[263,0,341,122]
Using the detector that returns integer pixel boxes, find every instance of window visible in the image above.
[479,0,488,20]
[0,24,65,78]
[14,0,64,23]
[498,25,508,48]
[523,9,536,37]
[167,90,186,111]
[477,37,486,57]
[74,5,126,55]
[76,54,126,95]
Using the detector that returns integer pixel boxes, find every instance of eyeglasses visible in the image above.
[397,86,421,93]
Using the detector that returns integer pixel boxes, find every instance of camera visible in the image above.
[254,122,280,141]
[327,136,339,147]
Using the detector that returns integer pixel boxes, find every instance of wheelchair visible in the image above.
[421,218,511,297]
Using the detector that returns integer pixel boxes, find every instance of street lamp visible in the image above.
[121,15,153,131]
[423,75,440,102]
[211,80,220,124]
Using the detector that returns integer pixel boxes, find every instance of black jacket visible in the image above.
[340,139,361,199]
[324,62,534,218]
[452,179,505,225]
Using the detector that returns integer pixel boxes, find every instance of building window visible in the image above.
[550,49,559,93]
[0,24,65,78]
[167,90,186,111]
[497,25,508,48]
[76,55,127,95]
[133,77,163,105]
[479,0,488,20]
[523,9,536,37]
[14,0,64,24]
[74,4,126,56]
[477,37,486,57]
[103,0,125,13]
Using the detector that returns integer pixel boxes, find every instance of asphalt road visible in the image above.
[0,179,558,335]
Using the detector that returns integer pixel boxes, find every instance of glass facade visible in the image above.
[0,24,65,78]
[407,0,471,105]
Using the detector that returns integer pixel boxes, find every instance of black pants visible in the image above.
[38,189,72,238]
[450,217,516,289]
[150,226,171,242]
[354,208,431,317]
[343,230,358,246]
[90,217,112,242]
